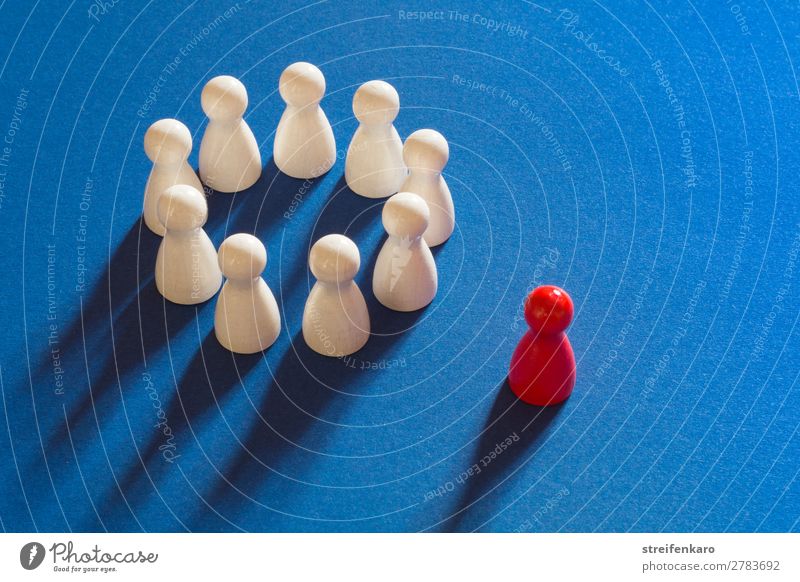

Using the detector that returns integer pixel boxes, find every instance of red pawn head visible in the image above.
[524,285,574,335]
[509,285,576,406]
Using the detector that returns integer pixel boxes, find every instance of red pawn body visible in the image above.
[509,285,576,406]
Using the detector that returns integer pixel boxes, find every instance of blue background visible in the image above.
[0,0,798,532]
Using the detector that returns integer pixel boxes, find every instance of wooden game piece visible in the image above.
[143,118,203,236]
[302,234,370,356]
[214,233,281,354]
[372,192,437,311]
[400,128,454,247]
[155,184,222,304]
[199,75,262,192]
[274,62,336,179]
[345,80,406,198]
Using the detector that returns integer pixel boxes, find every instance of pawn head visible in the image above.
[157,184,208,231]
[218,233,267,280]
[382,192,430,239]
[524,285,574,334]
[353,80,399,124]
[201,75,248,120]
[309,234,360,284]
[279,62,325,107]
[144,118,192,165]
[403,129,449,172]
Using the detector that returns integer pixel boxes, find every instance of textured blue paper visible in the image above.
[0,0,798,532]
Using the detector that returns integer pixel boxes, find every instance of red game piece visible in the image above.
[508,285,576,406]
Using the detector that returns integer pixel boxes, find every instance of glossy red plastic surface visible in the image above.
[508,286,576,406]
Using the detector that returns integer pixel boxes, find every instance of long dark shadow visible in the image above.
[444,382,562,532]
